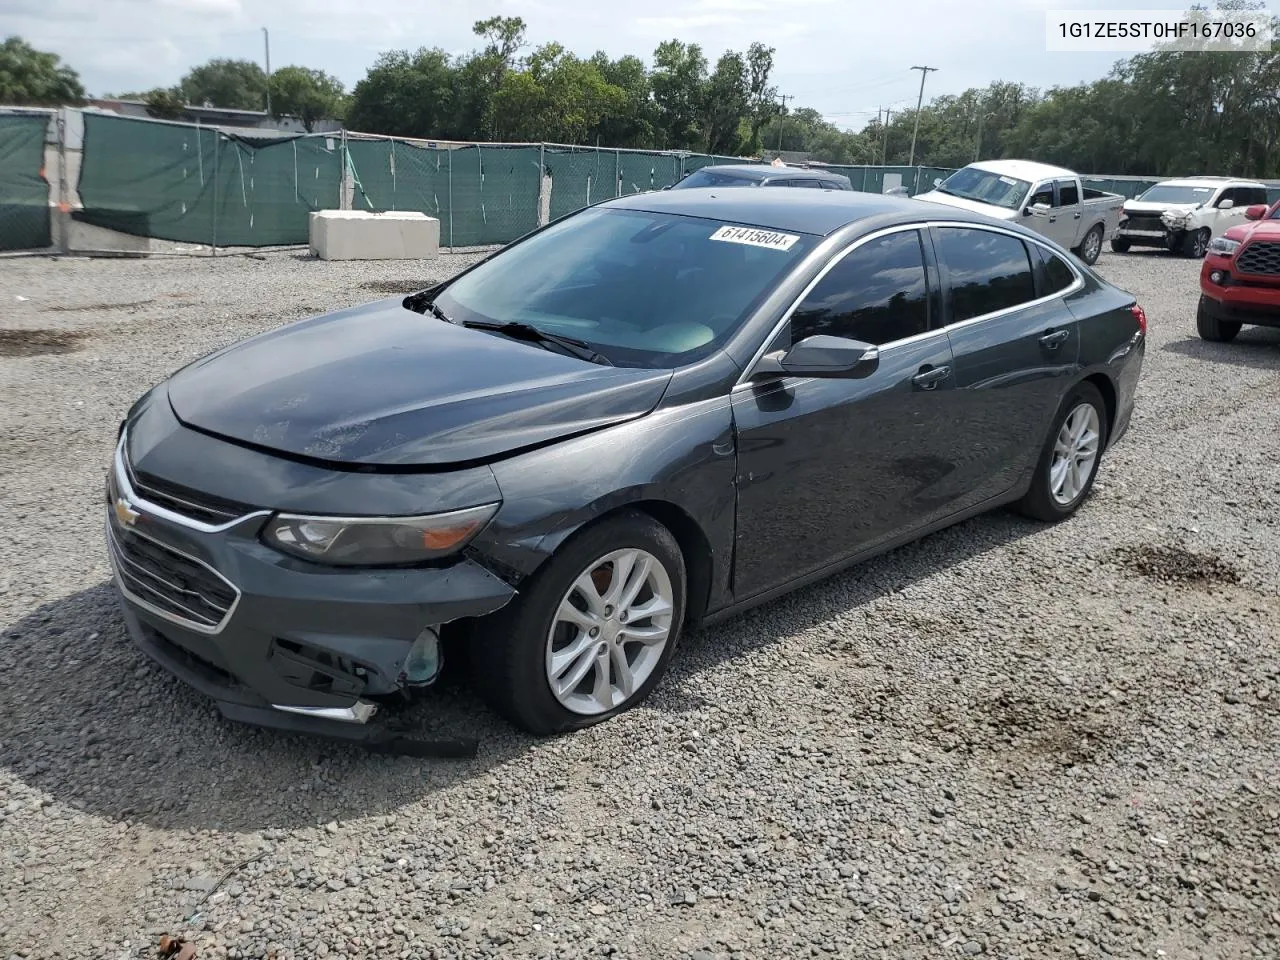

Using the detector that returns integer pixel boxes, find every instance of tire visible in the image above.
[1181,228,1210,259]
[1015,381,1109,523]
[1110,237,1131,254]
[1075,225,1104,265]
[1196,295,1241,343]
[470,509,687,735]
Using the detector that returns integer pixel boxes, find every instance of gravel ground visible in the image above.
[1,246,1278,960]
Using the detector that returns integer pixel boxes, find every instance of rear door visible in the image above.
[731,227,966,600]
[1054,178,1086,246]
[931,225,1082,508]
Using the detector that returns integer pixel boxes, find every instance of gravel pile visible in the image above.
[1,247,1277,960]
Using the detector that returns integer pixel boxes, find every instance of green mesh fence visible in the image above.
[0,112,52,251]
[77,113,342,246]
[69,112,1221,250]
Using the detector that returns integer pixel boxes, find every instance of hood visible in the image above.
[1122,200,1201,216]
[1224,218,1280,243]
[913,191,1019,220]
[165,300,674,468]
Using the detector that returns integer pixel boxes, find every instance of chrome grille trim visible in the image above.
[106,519,241,635]
[113,431,271,534]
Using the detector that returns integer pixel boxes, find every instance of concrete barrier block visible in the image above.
[310,210,440,261]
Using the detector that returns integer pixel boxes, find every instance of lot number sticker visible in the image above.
[710,226,799,251]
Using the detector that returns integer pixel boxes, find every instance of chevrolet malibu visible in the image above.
[106,189,1146,745]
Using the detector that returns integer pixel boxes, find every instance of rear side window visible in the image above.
[1057,180,1080,206]
[935,227,1036,322]
[790,230,930,346]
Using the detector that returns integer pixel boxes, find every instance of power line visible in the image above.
[907,65,938,167]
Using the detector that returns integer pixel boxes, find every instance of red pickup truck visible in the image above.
[1198,199,1280,341]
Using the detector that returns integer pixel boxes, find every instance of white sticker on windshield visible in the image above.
[710,225,799,251]
[998,176,1017,185]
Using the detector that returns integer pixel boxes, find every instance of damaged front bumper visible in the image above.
[105,442,516,755]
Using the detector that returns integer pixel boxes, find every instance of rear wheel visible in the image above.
[470,510,686,735]
[1076,225,1104,265]
[1016,382,1108,523]
[1196,295,1242,343]
[1110,237,1131,254]
[1182,228,1210,259]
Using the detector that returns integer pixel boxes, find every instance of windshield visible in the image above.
[433,207,819,368]
[1137,185,1214,205]
[934,167,1031,210]
[675,169,760,189]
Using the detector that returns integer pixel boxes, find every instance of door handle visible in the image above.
[1039,329,1070,349]
[1073,212,1081,219]
[1048,216,1057,223]
[912,365,951,389]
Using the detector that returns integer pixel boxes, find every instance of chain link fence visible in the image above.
[4,106,1278,255]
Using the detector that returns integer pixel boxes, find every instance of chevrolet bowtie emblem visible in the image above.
[114,497,141,526]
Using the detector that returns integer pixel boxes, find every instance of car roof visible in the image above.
[970,159,1076,182]
[603,186,1007,237]
[691,164,847,181]
[1155,177,1267,188]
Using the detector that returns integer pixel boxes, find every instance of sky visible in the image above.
[1,0,1257,133]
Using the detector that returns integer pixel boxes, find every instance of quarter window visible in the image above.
[790,230,930,346]
[935,227,1036,322]
[1035,244,1077,295]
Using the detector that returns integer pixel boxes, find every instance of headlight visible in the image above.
[1161,211,1188,227]
[263,503,499,566]
[1207,236,1240,257]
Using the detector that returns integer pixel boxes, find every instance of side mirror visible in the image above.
[1245,204,1267,220]
[1025,202,1051,216]
[1218,198,1235,210]
[754,335,880,380]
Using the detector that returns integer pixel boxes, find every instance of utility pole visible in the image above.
[974,107,991,162]
[775,93,793,154]
[882,107,892,165]
[263,27,272,117]
[907,65,937,167]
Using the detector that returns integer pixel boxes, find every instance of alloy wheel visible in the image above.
[1049,403,1101,505]
[545,548,675,716]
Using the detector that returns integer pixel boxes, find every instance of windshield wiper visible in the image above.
[461,320,613,366]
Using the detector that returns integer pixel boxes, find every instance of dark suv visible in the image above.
[670,164,853,192]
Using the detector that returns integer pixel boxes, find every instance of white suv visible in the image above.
[1112,177,1269,258]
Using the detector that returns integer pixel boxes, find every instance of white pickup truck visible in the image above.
[915,159,1125,265]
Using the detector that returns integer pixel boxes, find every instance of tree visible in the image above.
[702,52,748,154]
[490,43,626,143]
[590,52,655,148]
[179,58,267,111]
[744,43,778,154]
[143,87,186,120]
[269,66,345,131]
[650,40,707,149]
[346,48,455,137]
[0,36,85,106]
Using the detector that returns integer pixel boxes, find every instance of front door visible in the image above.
[730,228,967,601]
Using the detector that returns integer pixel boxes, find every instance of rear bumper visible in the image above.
[1109,333,1144,448]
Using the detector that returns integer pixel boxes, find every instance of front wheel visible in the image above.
[1076,225,1104,265]
[1196,295,1241,343]
[1015,382,1109,523]
[470,510,686,735]
[1110,237,1131,254]
[1181,228,1210,259]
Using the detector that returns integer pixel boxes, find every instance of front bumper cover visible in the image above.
[105,437,516,755]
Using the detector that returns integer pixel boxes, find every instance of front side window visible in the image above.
[435,208,819,368]
[935,227,1036,323]
[1029,182,1055,207]
[789,231,930,346]
[935,167,1032,211]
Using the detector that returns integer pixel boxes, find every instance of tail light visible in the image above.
[1130,303,1147,336]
